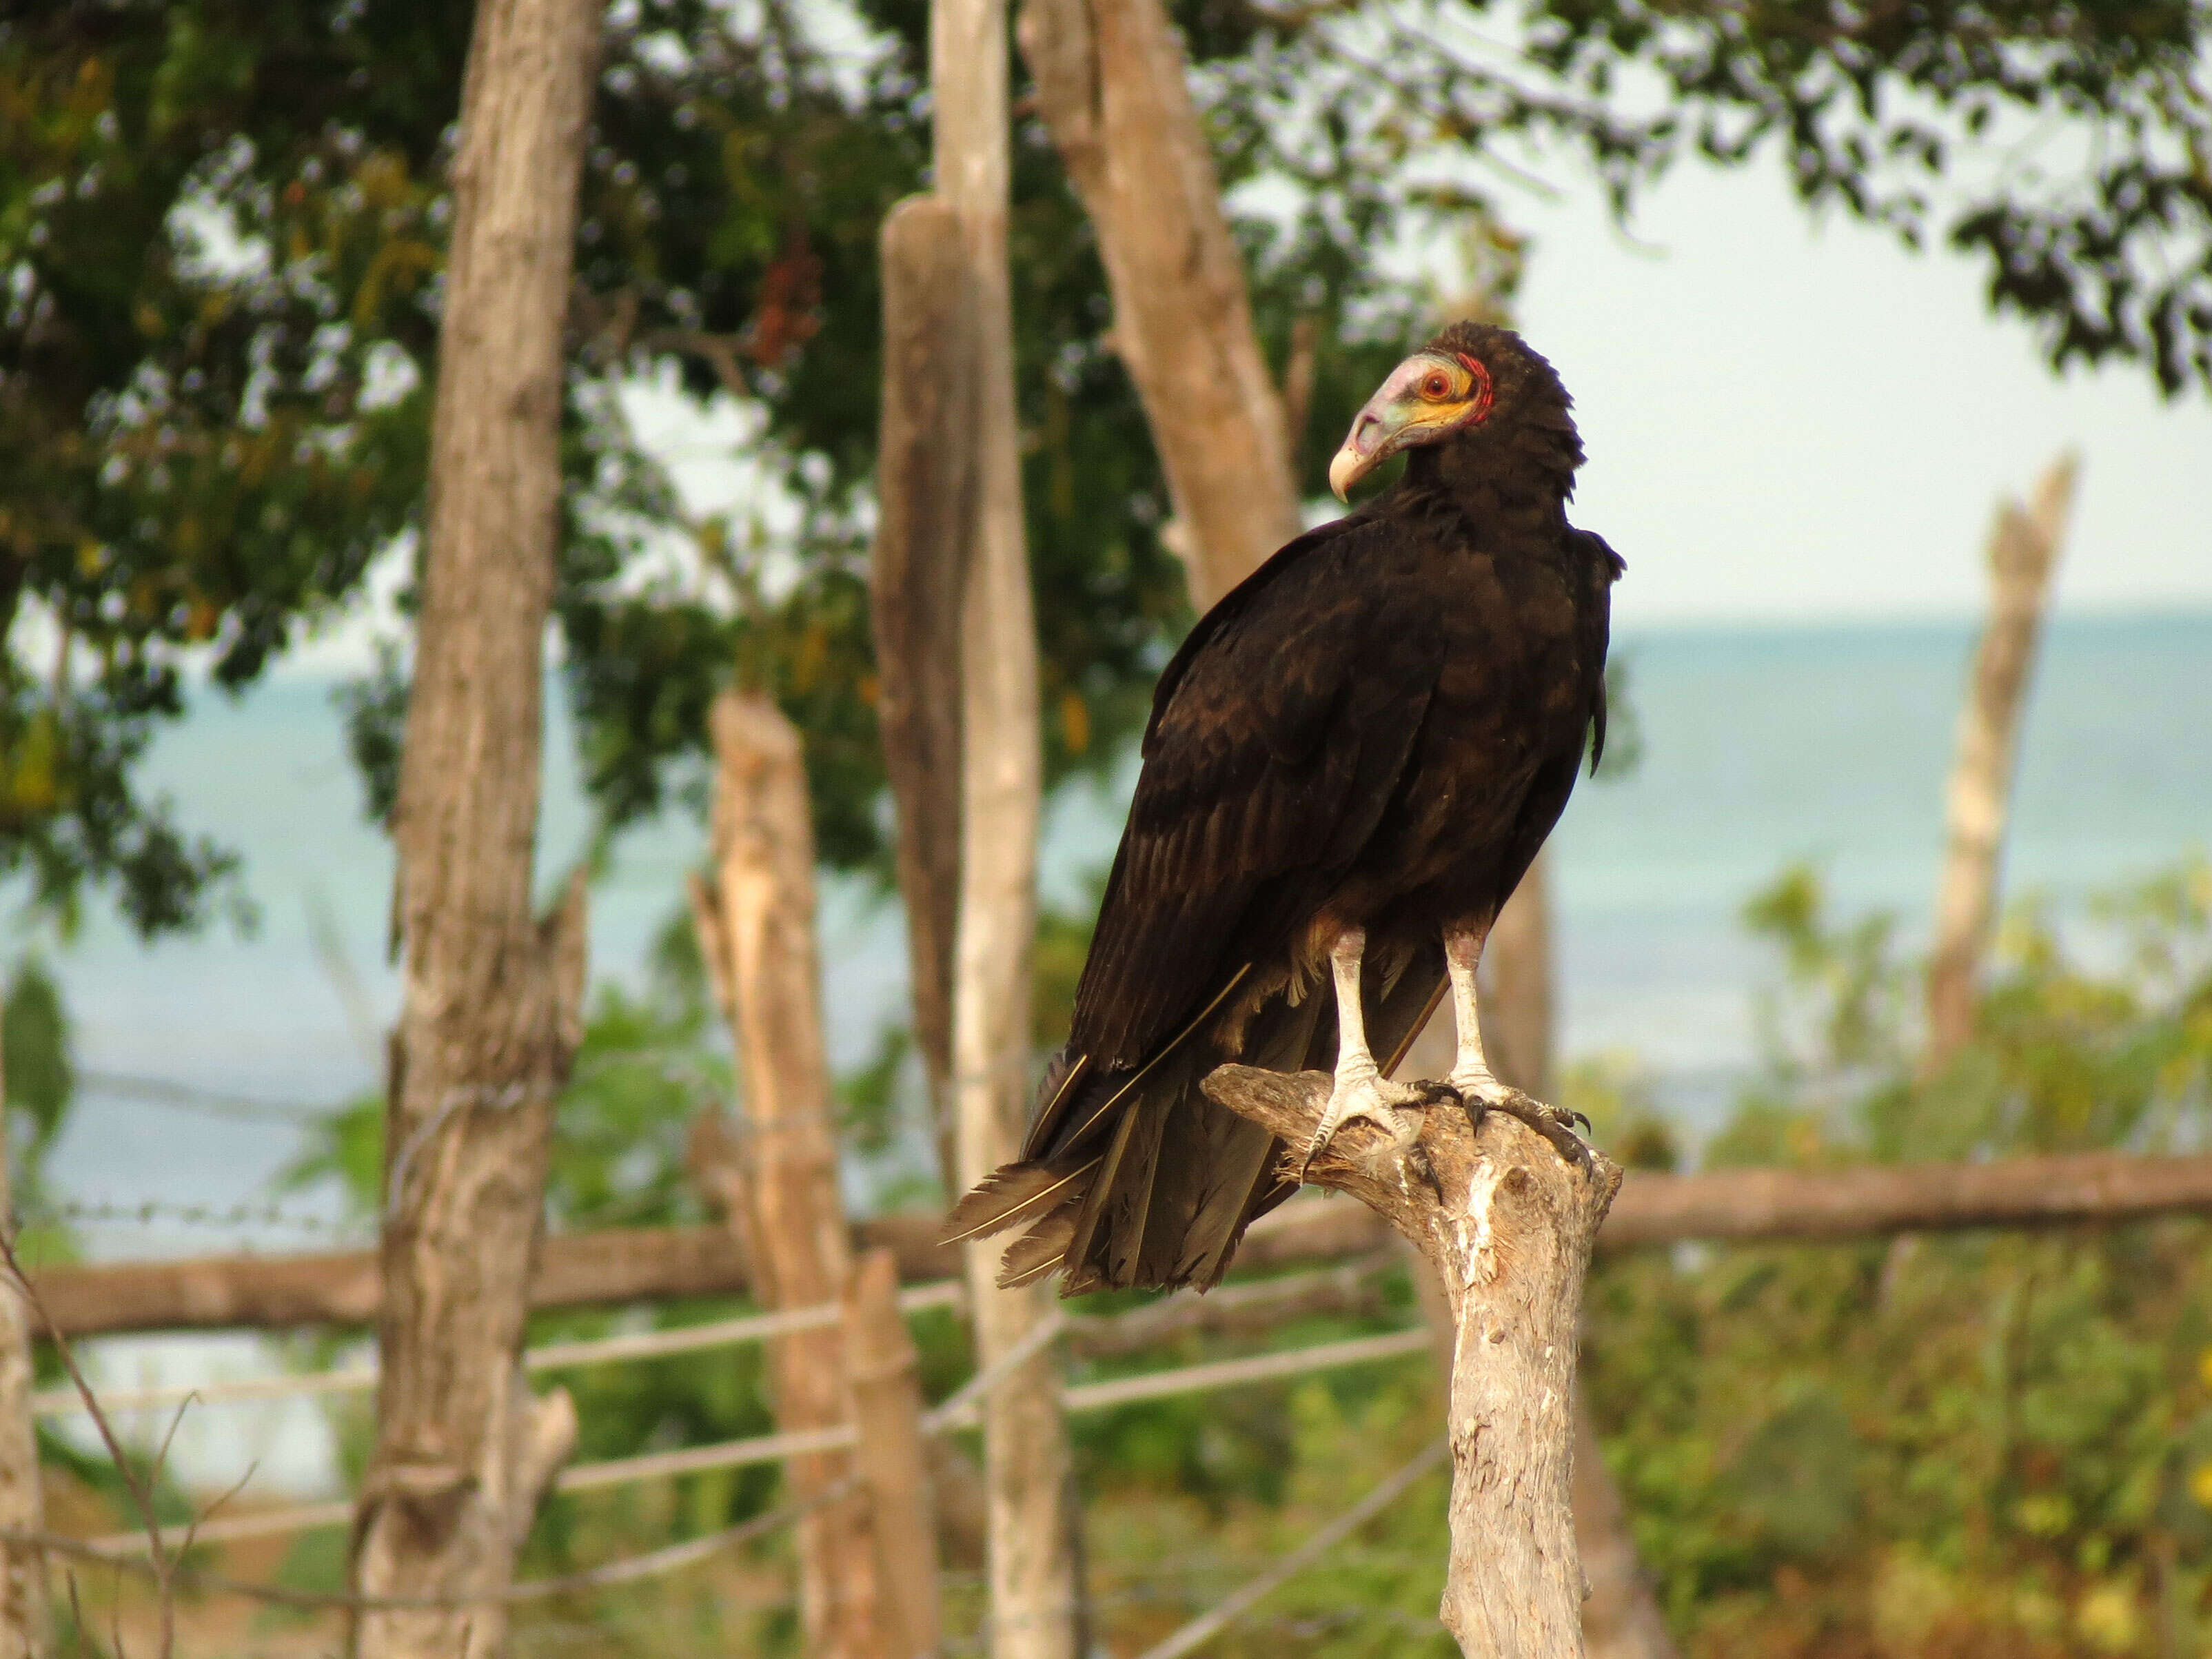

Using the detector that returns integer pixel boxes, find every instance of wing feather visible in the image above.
[1069,517,1449,1068]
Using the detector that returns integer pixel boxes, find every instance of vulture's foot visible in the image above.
[1297,1070,1453,1179]
[1450,1077,1595,1174]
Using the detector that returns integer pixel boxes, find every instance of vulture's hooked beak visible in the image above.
[1328,419,1385,502]
[1328,372,1422,501]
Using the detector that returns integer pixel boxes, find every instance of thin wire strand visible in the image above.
[1130,1437,1449,1659]
[3,1477,853,1611]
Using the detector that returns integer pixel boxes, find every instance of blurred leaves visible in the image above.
[1585,857,2212,1656]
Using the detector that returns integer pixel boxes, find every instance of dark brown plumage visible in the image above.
[946,322,1623,1293]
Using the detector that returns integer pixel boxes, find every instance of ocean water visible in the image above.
[16,611,2212,1252]
[5,611,2206,1491]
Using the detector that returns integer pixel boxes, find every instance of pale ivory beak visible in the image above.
[1328,443,1365,503]
[1330,414,1391,501]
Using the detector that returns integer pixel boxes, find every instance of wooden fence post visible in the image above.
[1207,1066,1620,1658]
[845,1249,944,1659]
[1924,452,2078,1070]
[350,0,598,1649]
[1017,0,1303,607]
[689,689,886,1659]
[929,0,1082,1638]
[0,988,44,1659]
[871,196,975,1182]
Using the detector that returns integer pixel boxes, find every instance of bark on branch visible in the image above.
[1205,1066,1621,1658]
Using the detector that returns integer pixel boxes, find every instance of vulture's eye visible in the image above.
[1419,369,1454,400]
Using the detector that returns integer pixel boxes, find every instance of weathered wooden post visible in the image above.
[929,0,1084,1638]
[871,196,975,1182]
[844,1249,944,1659]
[1206,1068,1621,1658]
[689,689,887,1658]
[351,0,597,1648]
[1923,452,2078,1070]
[1017,0,1301,608]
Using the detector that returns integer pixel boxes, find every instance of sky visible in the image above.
[1495,153,2212,627]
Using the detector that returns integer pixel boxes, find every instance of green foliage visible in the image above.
[1,955,71,1164]
[13,0,2202,937]
[0,2,443,931]
[1581,859,2212,1658]
[1210,0,2212,396]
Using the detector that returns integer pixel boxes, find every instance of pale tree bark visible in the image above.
[932,0,1080,1642]
[871,197,976,1179]
[351,0,598,1649]
[687,690,886,1659]
[1208,1067,1621,1658]
[1923,452,2079,1071]
[0,1001,45,1659]
[1397,850,1676,1659]
[1017,0,1303,607]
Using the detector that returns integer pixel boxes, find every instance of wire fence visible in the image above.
[13,1176,1447,1656]
[17,1046,1605,1656]
[72,1292,1435,1560]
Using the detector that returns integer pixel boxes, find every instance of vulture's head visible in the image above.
[1328,322,1578,501]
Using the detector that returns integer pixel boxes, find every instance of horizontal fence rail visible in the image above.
[24,1150,2212,1339]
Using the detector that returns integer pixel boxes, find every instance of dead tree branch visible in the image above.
[935,0,1082,1636]
[872,198,976,1178]
[1206,1066,1621,1657]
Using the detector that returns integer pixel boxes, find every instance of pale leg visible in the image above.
[1299,927,1441,1177]
[1443,924,1512,1106]
[1441,922,1592,1168]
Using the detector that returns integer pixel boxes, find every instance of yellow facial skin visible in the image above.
[1328,351,1494,501]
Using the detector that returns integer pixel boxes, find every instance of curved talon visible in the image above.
[1457,1088,1597,1175]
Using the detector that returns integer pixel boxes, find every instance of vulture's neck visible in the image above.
[1401,416,1581,537]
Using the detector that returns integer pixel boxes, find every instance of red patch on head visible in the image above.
[1453,354,1496,423]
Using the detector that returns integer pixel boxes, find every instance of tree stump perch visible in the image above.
[1204,1065,1621,1658]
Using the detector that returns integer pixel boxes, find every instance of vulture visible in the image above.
[946,322,1622,1294]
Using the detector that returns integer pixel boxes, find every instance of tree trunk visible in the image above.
[871,196,976,1181]
[932,0,1080,1642]
[0,999,44,1659]
[844,1249,944,1659]
[1017,0,1303,607]
[1395,851,1675,1659]
[1207,1067,1619,1658]
[350,0,598,1649]
[1924,452,2078,1071]
[687,689,885,1659]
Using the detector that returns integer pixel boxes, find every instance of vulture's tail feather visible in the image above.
[941,1152,1101,1245]
[948,939,1449,1293]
